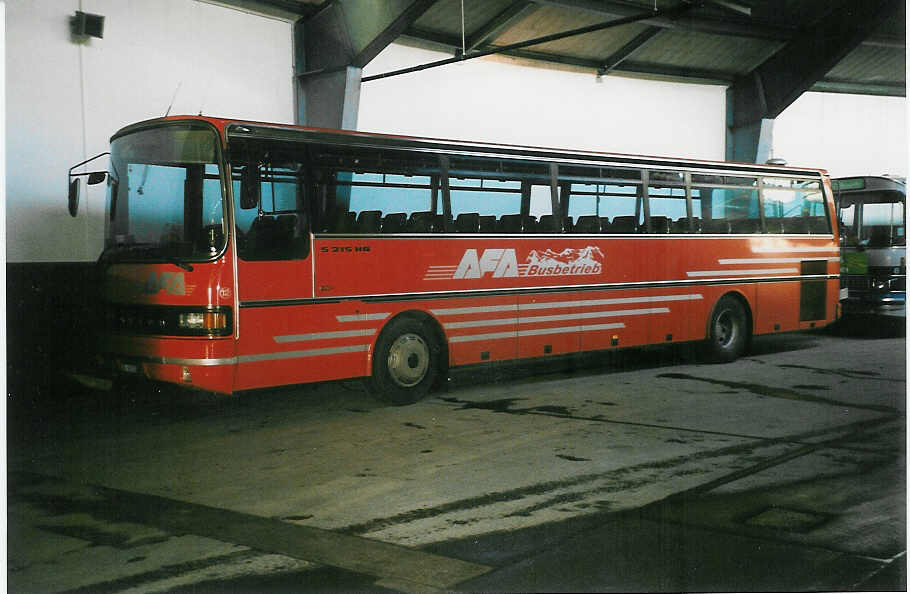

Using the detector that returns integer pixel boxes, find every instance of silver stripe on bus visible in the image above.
[751,246,839,254]
[431,294,702,317]
[687,268,797,277]
[431,304,520,316]
[274,329,377,343]
[129,345,371,367]
[336,313,391,322]
[158,356,237,366]
[449,323,626,343]
[238,344,370,363]
[443,307,670,330]
[519,294,702,311]
[718,257,839,264]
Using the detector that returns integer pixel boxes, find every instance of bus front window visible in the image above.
[104,125,226,264]
[861,201,905,248]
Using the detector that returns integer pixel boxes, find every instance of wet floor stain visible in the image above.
[556,455,591,462]
[403,422,426,429]
[778,364,900,382]
[792,384,828,390]
[441,397,572,418]
[283,515,314,522]
[655,373,897,413]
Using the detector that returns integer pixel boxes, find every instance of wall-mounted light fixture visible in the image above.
[70,11,105,41]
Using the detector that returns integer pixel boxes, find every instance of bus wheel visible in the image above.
[370,317,439,405]
[704,295,749,363]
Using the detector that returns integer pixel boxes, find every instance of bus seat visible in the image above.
[599,217,612,233]
[610,215,638,234]
[670,218,688,234]
[381,212,406,233]
[327,210,355,233]
[782,217,808,234]
[498,214,523,233]
[478,215,496,233]
[764,218,785,234]
[537,214,560,233]
[455,212,480,233]
[247,214,296,258]
[574,215,600,234]
[807,217,830,234]
[729,218,760,234]
[702,219,732,234]
[356,210,382,233]
[649,216,671,234]
[435,214,450,232]
[406,211,436,233]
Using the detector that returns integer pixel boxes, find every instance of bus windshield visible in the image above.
[104,125,226,264]
[839,191,905,248]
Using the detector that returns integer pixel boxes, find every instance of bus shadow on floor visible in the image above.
[444,332,822,393]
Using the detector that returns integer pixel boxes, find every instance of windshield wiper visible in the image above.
[98,243,194,272]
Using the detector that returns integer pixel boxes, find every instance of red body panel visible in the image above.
[97,116,840,395]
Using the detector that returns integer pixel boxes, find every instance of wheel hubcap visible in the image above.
[715,309,737,348]
[387,333,429,388]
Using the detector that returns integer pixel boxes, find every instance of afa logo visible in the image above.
[424,246,604,281]
[454,248,519,279]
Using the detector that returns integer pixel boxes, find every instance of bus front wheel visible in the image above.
[704,295,749,363]
[370,317,439,405]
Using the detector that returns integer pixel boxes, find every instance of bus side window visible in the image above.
[230,151,310,261]
[762,178,827,234]
[647,170,686,234]
[693,175,760,234]
[448,157,529,233]
[561,165,641,234]
[317,150,437,234]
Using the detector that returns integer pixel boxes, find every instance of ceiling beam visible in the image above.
[811,79,906,97]
[729,0,905,127]
[400,27,734,84]
[598,26,662,75]
[465,1,537,52]
[529,0,904,47]
[530,0,791,40]
[365,3,696,82]
[350,0,439,67]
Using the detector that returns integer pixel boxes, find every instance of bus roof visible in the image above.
[114,115,828,179]
[832,176,906,194]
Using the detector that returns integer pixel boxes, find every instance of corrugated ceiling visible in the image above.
[223,0,906,96]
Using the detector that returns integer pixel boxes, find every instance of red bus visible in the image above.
[67,116,840,403]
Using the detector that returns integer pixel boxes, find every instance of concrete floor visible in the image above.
[7,324,906,592]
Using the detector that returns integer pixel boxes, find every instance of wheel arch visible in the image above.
[372,309,449,378]
[705,290,754,341]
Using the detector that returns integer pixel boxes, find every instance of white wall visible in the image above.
[773,91,907,178]
[358,44,727,160]
[360,44,907,183]
[6,0,295,262]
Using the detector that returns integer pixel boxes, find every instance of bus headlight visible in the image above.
[178,311,228,332]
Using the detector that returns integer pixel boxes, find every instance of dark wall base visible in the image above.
[7,262,101,406]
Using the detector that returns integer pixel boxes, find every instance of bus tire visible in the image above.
[704,295,749,363]
[370,317,439,405]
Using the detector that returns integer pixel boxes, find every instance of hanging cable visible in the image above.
[460,0,466,59]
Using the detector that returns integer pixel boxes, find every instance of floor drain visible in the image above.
[742,507,830,532]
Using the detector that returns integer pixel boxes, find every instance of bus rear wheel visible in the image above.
[370,317,439,405]
[704,295,749,363]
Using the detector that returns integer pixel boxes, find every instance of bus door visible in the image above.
[230,142,314,389]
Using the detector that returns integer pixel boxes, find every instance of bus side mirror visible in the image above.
[87,171,107,185]
[240,165,260,209]
[68,178,80,217]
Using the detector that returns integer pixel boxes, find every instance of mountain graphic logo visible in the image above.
[525,246,604,276]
